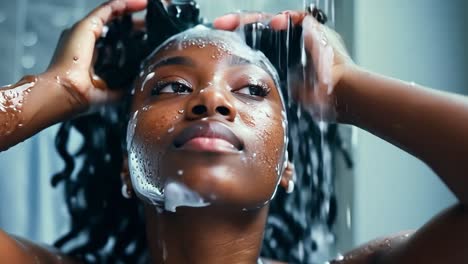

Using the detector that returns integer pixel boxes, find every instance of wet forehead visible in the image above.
[143,27,278,78]
[147,49,273,77]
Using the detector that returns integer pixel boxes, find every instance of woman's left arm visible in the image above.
[334,66,468,263]
[296,14,468,262]
[337,67,468,206]
[214,11,468,263]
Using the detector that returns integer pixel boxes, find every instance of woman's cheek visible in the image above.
[253,109,286,175]
[137,106,183,145]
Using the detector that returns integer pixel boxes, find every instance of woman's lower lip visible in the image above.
[180,137,239,153]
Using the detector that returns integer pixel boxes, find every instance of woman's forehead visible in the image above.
[143,26,279,78]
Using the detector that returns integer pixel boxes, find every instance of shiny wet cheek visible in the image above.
[238,101,286,177]
[126,102,187,199]
[133,103,185,148]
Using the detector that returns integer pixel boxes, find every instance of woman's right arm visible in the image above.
[0,0,147,152]
[0,72,80,152]
[0,0,147,262]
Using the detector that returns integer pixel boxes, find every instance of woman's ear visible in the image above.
[280,161,295,193]
[121,154,134,198]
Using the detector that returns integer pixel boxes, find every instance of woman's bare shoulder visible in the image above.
[0,229,80,264]
[329,230,414,264]
[262,231,413,264]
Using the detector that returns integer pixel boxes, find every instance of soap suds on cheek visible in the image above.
[127,107,211,212]
[164,181,210,212]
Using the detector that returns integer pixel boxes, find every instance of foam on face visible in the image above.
[128,26,289,212]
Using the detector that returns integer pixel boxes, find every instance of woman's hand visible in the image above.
[214,11,355,121]
[45,0,147,110]
[0,0,147,151]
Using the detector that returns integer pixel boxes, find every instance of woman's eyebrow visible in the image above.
[227,55,275,78]
[149,56,196,71]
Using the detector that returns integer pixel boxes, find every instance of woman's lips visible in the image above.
[183,137,237,152]
[173,121,243,152]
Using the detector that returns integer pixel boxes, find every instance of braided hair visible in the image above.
[52,1,351,263]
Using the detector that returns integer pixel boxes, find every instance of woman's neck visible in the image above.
[144,205,269,264]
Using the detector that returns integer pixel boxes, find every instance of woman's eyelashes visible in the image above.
[150,80,270,98]
[234,84,270,98]
[151,81,193,96]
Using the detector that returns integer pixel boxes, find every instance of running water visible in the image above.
[228,1,346,263]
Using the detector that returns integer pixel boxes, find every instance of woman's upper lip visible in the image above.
[173,121,243,150]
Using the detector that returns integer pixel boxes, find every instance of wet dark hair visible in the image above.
[52,1,352,263]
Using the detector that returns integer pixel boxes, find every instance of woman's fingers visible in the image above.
[213,13,273,31]
[213,14,238,31]
[46,0,148,105]
[125,0,148,12]
[270,11,307,30]
[305,16,338,86]
[68,0,146,67]
[64,0,147,70]
[213,11,307,31]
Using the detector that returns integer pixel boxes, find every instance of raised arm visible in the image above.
[333,63,468,264]
[300,13,468,264]
[0,0,147,262]
[337,67,468,205]
[215,10,468,264]
[0,0,147,152]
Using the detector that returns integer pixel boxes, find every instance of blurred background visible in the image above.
[0,0,466,259]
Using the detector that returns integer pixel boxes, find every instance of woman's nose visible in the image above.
[185,88,237,121]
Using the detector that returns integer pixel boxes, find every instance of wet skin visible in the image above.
[2,0,468,262]
[128,38,288,210]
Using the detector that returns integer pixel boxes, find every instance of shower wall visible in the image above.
[352,0,467,248]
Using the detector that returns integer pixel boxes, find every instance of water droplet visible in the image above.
[22,32,38,47]
[177,170,184,176]
[21,55,35,69]
[73,56,79,62]
[168,126,175,133]
[91,18,99,28]
[178,109,185,114]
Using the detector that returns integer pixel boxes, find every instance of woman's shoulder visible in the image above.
[0,229,80,264]
[329,230,414,264]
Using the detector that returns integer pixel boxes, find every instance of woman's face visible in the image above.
[127,29,288,211]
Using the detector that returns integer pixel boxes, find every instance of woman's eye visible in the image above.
[235,85,270,97]
[152,82,193,95]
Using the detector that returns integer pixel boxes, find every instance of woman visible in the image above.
[1,0,467,263]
